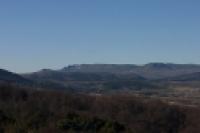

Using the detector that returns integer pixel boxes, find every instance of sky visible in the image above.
[0,0,200,73]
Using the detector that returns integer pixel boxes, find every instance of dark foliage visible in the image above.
[57,113,125,133]
[0,85,199,133]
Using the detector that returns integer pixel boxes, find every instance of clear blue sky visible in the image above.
[0,0,200,72]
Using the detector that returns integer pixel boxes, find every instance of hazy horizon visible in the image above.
[2,62,200,74]
[1,0,200,72]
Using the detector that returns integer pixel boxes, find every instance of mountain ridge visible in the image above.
[0,68,31,85]
[59,63,200,79]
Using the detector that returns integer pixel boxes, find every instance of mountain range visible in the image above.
[1,63,200,92]
[60,63,200,79]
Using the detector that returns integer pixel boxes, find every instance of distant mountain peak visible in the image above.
[39,69,54,72]
[144,63,174,70]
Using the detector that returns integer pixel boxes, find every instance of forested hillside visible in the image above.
[0,85,199,133]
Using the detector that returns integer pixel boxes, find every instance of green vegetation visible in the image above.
[57,113,125,133]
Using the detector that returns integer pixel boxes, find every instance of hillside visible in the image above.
[61,63,200,79]
[0,85,199,133]
[23,69,145,82]
[21,63,200,93]
[167,72,200,81]
[23,69,152,92]
[0,69,30,85]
